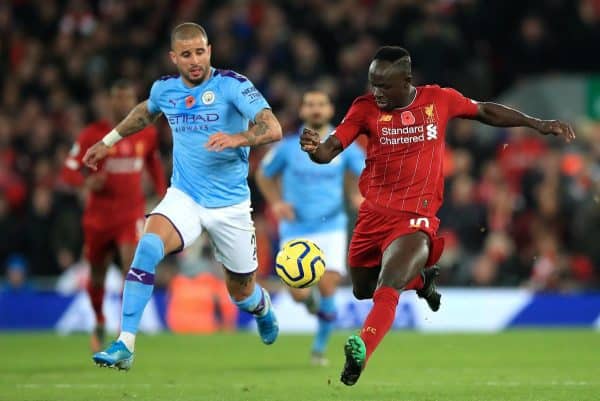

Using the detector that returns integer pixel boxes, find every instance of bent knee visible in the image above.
[353,286,374,300]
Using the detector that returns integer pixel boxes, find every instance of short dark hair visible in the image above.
[110,79,135,93]
[302,88,331,104]
[373,46,410,63]
[171,22,208,48]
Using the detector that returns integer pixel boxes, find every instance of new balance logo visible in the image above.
[409,217,430,228]
[426,124,437,140]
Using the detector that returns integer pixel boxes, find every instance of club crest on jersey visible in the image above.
[202,91,215,105]
[185,95,196,108]
[423,104,437,124]
[135,141,145,156]
[401,111,415,125]
[379,114,392,122]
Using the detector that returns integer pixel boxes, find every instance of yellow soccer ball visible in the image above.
[275,239,326,288]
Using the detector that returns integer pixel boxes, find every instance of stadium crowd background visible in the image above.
[1,0,599,292]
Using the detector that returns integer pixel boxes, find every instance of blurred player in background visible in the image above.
[83,23,282,370]
[300,46,576,385]
[61,80,167,353]
[256,89,364,366]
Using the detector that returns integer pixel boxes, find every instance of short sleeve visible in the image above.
[147,80,161,115]
[333,97,368,149]
[260,141,288,178]
[64,126,95,169]
[344,143,366,176]
[228,74,270,121]
[442,87,479,119]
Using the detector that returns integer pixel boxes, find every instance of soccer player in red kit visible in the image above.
[62,80,167,352]
[300,46,575,386]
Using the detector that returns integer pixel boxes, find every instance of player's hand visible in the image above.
[205,132,246,151]
[82,142,110,170]
[535,120,576,143]
[300,128,320,154]
[271,201,296,221]
[85,172,107,192]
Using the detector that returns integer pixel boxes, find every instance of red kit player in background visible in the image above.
[62,80,167,352]
[300,46,576,386]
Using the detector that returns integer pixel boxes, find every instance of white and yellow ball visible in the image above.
[275,239,326,288]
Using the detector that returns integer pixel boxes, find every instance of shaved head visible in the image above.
[171,22,208,49]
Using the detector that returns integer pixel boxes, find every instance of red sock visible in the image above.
[87,283,105,325]
[405,273,424,291]
[360,286,399,362]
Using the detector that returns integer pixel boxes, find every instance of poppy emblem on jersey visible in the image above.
[379,114,392,122]
[401,111,415,125]
[423,103,437,124]
[185,95,196,108]
[202,91,215,105]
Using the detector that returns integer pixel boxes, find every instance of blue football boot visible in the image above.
[255,289,279,345]
[92,340,134,370]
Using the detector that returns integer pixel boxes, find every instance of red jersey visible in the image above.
[334,86,478,217]
[61,120,167,229]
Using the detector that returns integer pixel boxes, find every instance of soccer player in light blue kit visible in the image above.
[257,90,365,365]
[83,23,283,370]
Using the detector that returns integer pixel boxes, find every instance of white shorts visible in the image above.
[280,230,347,276]
[150,187,257,274]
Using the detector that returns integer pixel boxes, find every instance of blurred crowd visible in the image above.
[1,0,600,291]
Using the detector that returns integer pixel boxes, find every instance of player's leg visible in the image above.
[115,217,144,277]
[309,229,346,365]
[349,266,380,300]
[206,199,278,345]
[94,188,200,369]
[341,231,429,385]
[308,270,341,366]
[84,227,113,353]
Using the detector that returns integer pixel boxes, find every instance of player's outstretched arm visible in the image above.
[300,128,343,164]
[473,102,576,142]
[205,109,282,151]
[82,100,162,169]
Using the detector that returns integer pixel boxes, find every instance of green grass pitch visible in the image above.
[0,330,598,401]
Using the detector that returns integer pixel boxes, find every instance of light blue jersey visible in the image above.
[147,68,270,207]
[261,127,365,238]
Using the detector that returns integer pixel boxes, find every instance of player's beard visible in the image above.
[185,66,208,85]
[307,116,327,131]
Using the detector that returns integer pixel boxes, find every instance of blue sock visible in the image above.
[234,284,268,317]
[121,233,164,334]
[312,295,336,354]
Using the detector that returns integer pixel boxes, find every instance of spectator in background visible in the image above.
[2,254,31,293]
[0,0,597,291]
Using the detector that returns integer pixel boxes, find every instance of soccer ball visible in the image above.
[275,239,326,288]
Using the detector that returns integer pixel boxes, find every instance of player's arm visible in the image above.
[472,102,575,142]
[145,149,168,197]
[302,97,367,163]
[255,145,295,220]
[255,170,295,221]
[300,129,344,164]
[344,172,363,210]
[61,130,107,191]
[205,108,283,151]
[82,100,162,170]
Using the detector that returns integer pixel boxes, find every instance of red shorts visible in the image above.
[84,217,144,265]
[348,202,444,269]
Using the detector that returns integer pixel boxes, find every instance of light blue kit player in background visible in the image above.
[83,23,283,370]
[257,90,365,366]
